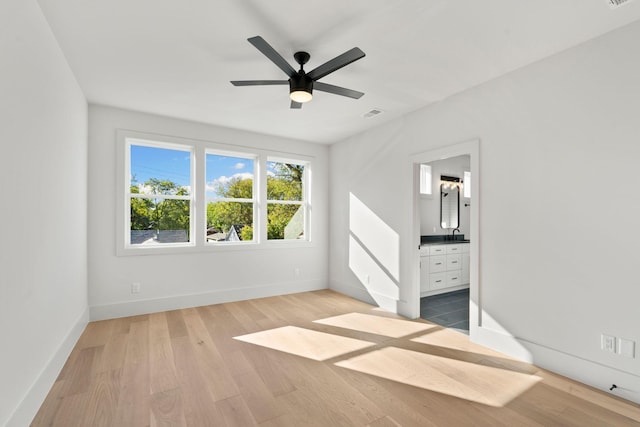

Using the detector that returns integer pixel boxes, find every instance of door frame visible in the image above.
[408,139,480,338]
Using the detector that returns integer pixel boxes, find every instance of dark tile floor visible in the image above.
[420,288,469,334]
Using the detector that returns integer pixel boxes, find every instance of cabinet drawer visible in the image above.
[461,243,470,253]
[429,245,446,256]
[429,273,447,290]
[446,244,462,254]
[429,255,446,273]
[419,246,430,256]
[446,253,461,270]
[446,270,462,287]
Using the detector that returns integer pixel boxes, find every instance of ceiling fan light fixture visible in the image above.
[289,75,313,103]
[290,89,313,103]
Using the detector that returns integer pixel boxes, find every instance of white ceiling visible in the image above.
[37,0,640,144]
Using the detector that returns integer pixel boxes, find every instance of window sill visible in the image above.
[117,240,315,256]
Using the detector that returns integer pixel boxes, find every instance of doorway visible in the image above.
[419,154,471,333]
[410,140,479,338]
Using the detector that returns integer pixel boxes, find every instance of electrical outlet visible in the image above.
[294,268,300,277]
[601,334,616,353]
[618,338,635,358]
[365,274,370,284]
[131,282,141,294]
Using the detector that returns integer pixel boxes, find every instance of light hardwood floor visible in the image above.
[33,290,640,426]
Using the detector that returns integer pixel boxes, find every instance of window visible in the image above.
[126,141,193,247]
[420,164,432,195]
[266,158,309,240]
[206,152,256,243]
[117,131,312,254]
[463,170,471,198]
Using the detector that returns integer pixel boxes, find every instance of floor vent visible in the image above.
[607,0,633,8]
[362,108,384,119]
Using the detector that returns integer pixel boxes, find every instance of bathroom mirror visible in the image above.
[440,178,460,229]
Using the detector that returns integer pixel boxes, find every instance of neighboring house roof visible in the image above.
[206,225,247,242]
[226,224,245,242]
[131,229,188,244]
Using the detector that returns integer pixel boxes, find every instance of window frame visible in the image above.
[463,170,471,199]
[116,130,314,256]
[205,149,258,245]
[122,137,195,251]
[265,156,311,242]
[419,163,433,198]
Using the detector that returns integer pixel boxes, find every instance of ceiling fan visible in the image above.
[230,36,366,109]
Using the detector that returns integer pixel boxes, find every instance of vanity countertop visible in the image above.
[420,240,470,246]
[420,235,469,245]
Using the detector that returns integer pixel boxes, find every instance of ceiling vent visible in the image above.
[607,0,633,8]
[362,108,384,119]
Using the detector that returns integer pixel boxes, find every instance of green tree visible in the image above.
[207,177,253,240]
[205,163,305,241]
[142,178,190,235]
[266,163,304,239]
[130,178,190,238]
[130,184,153,230]
[267,164,303,200]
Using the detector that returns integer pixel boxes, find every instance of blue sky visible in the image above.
[130,145,255,196]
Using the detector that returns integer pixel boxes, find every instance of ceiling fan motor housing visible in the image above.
[289,73,313,95]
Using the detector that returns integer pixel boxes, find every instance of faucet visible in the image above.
[451,228,460,241]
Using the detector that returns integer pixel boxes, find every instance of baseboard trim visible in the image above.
[6,306,89,427]
[328,279,405,312]
[474,326,640,406]
[90,279,327,321]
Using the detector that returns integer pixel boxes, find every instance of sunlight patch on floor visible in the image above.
[234,326,376,361]
[314,312,436,338]
[335,347,541,407]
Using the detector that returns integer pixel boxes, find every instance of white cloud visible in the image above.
[234,162,245,170]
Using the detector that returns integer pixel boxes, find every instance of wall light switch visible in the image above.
[618,338,635,358]
[601,334,616,353]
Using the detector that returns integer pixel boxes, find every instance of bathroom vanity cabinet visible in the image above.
[420,242,470,296]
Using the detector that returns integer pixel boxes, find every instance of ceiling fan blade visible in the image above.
[247,36,297,78]
[314,82,364,99]
[290,100,303,109]
[307,47,365,81]
[230,80,288,86]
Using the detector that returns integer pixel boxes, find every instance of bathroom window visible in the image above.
[420,164,432,195]
[463,170,471,198]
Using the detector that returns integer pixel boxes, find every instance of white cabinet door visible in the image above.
[420,255,430,292]
[462,252,470,285]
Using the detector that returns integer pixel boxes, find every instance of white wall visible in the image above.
[0,1,88,425]
[329,21,640,402]
[420,155,471,237]
[88,106,329,320]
